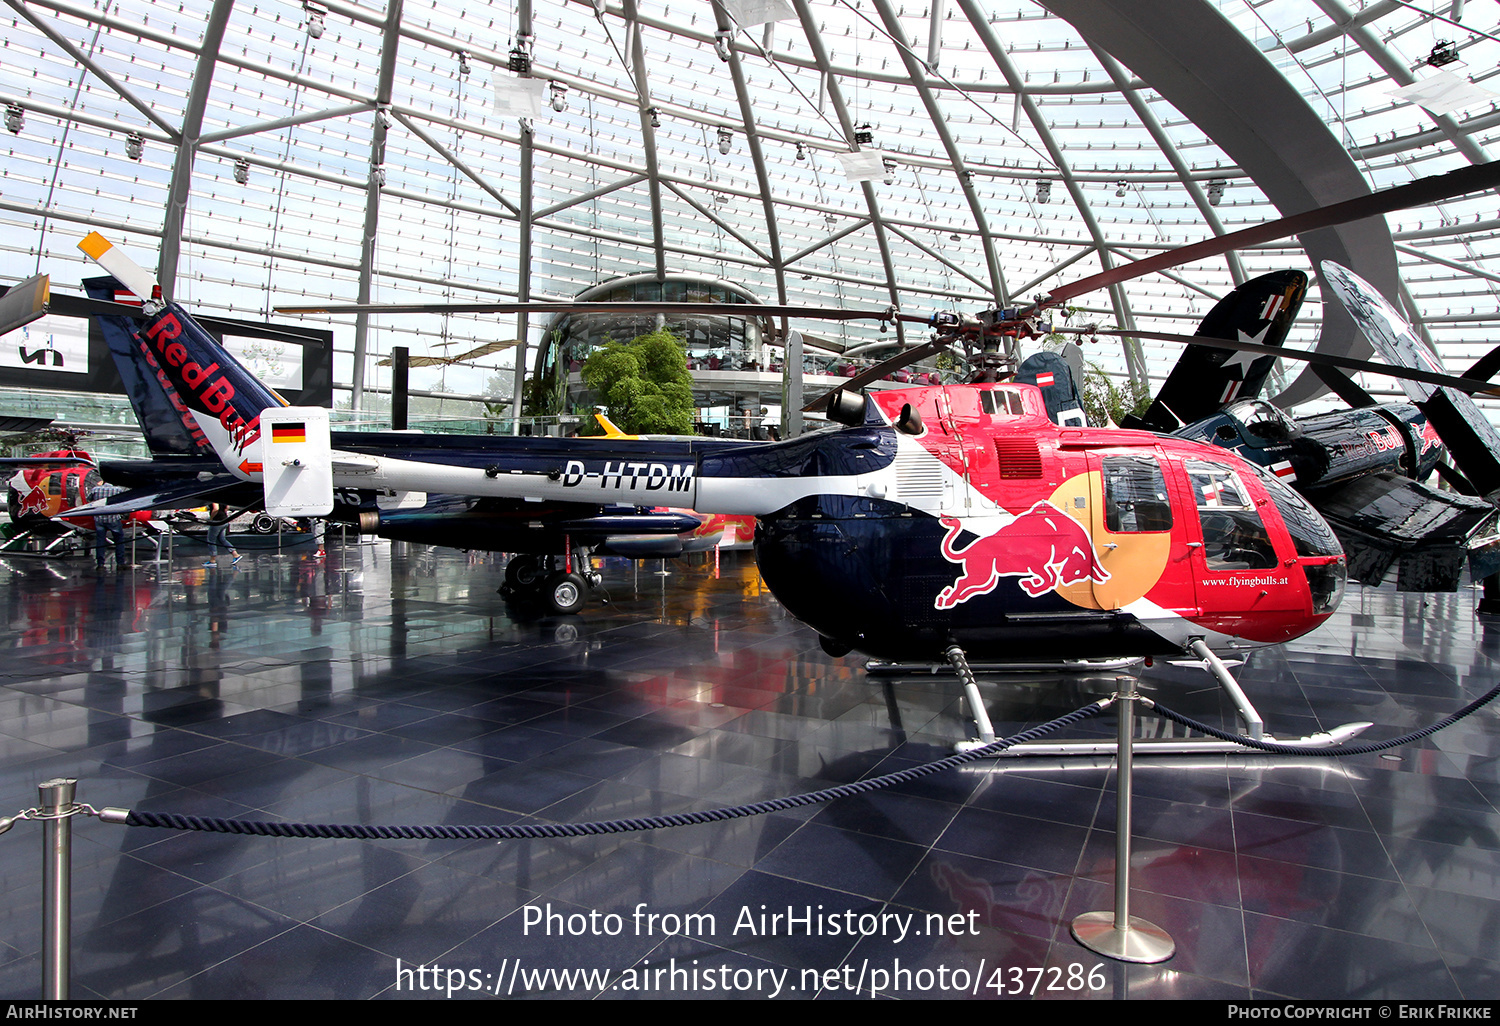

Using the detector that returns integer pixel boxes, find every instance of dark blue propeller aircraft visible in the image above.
[70,237,749,613]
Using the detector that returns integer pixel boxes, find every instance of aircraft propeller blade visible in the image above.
[1044,159,1500,307]
[0,275,51,337]
[1058,328,1500,397]
[1465,344,1500,386]
[1433,461,1478,496]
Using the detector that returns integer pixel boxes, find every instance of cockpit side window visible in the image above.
[1185,460,1278,570]
[1102,455,1173,533]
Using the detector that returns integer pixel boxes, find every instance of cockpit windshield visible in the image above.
[1255,466,1343,559]
[1224,400,1296,446]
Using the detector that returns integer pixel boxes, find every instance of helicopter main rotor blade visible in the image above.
[1311,364,1379,410]
[276,300,894,321]
[1059,328,1500,397]
[800,337,952,412]
[0,274,50,336]
[1046,159,1500,307]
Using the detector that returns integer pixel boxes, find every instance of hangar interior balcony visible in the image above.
[530,273,954,438]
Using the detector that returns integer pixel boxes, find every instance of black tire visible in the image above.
[544,571,588,615]
[505,554,544,589]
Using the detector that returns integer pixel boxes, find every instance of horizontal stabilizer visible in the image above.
[61,479,249,518]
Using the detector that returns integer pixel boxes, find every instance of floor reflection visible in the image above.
[0,542,1490,998]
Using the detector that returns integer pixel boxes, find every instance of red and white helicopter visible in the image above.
[62,159,1500,749]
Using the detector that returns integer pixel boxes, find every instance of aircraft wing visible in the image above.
[1304,471,1500,591]
[1323,261,1500,499]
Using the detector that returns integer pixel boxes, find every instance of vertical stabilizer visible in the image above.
[1124,270,1307,431]
[79,235,287,478]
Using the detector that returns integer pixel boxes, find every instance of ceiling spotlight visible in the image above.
[795,142,807,161]
[371,163,386,188]
[303,2,326,39]
[233,157,250,185]
[375,106,392,129]
[714,28,732,62]
[1207,179,1226,206]
[717,127,733,155]
[854,123,874,146]
[882,158,896,186]
[508,44,531,75]
[1115,180,1127,197]
[1035,179,1051,204]
[457,51,472,76]
[824,213,838,228]
[5,104,22,134]
[125,132,143,160]
[549,81,568,113]
[949,232,962,241]
[1426,40,1460,67]
[647,107,661,128]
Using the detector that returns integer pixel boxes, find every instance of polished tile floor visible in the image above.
[0,539,1492,1000]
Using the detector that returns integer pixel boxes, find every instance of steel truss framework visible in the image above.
[1,0,1497,425]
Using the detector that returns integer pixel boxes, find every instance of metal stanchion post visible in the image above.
[1071,680,1174,963]
[39,778,75,999]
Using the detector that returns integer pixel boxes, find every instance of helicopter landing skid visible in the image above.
[925,641,1372,757]
[865,656,1141,676]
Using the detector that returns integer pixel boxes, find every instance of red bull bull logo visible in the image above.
[14,481,48,519]
[935,502,1110,609]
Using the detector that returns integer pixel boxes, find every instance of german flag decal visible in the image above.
[272,423,306,444]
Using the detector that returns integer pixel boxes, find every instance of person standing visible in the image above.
[87,479,128,570]
[204,503,241,567]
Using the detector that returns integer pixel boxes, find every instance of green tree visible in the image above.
[581,328,695,435]
[1079,360,1152,427]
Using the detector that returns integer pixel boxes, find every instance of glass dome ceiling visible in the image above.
[2,0,1497,423]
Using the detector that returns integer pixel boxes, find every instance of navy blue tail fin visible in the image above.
[1122,269,1307,432]
[83,276,286,473]
[85,275,215,458]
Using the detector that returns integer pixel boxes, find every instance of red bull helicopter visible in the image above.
[63,159,1500,748]
[1,446,158,559]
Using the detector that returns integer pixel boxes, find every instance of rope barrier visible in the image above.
[122,700,1112,840]
[107,678,1500,840]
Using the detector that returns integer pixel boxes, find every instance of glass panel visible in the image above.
[1102,455,1172,533]
[1186,460,1278,570]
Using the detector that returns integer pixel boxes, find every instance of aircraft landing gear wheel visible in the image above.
[544,572,587,614]
[505,554,545,589]
[251,513,278,534]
